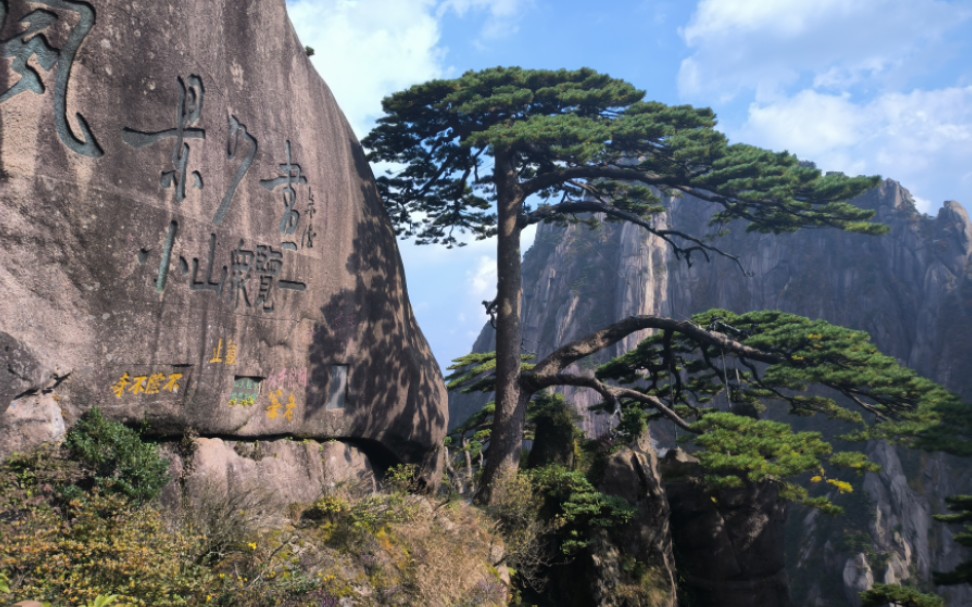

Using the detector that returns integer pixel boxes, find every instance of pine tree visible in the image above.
[933,494,972,585]
[364,66,900,501]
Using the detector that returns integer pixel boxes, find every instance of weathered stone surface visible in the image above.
[661,449,792,607]
[0,1,446,473]
[540,440,679,606]
[454,180,972,603]
[162,437,376,516]
[0,392,66,456]
[593,441,679,607]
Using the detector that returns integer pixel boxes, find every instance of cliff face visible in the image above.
[0,0,447,478]
[453,180,972,605]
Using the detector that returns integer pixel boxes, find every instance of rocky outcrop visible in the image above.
[162,437,378,519]
[661,449,792,607]
[539,439,680,607]
[593,441,679,607]
[0,0,446,477]
[453,180,972,604]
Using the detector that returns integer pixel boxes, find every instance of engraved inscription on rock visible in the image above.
[0,0,447,471]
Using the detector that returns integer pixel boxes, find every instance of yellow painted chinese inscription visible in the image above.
[209,338,240,365]
[163,373,184,393]
[144,373,166,395]
[209,339,224,364]
[265,389,300,423]
[111,373,131,398]
[267,389,283,420]
[129,376,149,395]
[110,372,185,399]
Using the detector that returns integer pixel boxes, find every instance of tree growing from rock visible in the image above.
[933,494,972,585]
[363,66,963,501]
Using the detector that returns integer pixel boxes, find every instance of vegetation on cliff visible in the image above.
[449,308,969,515]
[933,495,972,586]
[0,412,509,607]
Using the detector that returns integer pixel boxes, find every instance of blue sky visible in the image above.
[286,0,972,371]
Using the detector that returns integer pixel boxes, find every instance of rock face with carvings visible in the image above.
[0,0,447,477]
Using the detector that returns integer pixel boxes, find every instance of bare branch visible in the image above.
[520,163,667,196]
[528,315,781,381]
[523,199,748,273]
[613,386,699,433]
[521,372,698,432]
[845,391,893,422]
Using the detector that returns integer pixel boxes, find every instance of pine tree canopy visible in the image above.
[448,308,971,510]
[860,583,945,607]
[933,494,972,585]
[595,309,970,453]
[363,66,883,248]
[592,309,971,508]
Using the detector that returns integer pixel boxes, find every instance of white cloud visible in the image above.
[286,0,446,137]
[675,0,972,211]
[286,0,534,136]
[678,0,969,102]
[739,91,866,160]
[438,0,532,42]
[734,87,972,211]
[468,255,498,302]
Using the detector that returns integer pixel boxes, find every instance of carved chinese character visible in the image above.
[301,189,318,249]
[144,372,167,395]
[229,241,254,309]
[254,244,283,312]
[225,341,239,365]
[0,0,102,156]
[283,393,297,422]
[189,233,226,295]
[128,375,149,395]
[213,115,259,225]
[123,75,206,203]
[209,338,224,364]
[260,140,308,249]
[267,389,284,420]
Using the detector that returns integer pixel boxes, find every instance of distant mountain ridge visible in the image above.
[452,179,972,605]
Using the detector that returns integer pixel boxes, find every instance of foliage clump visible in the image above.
[528,466,635,556]
[860,583,944,607]
[689,412,877,513]
[64,408,170,503]
[591,308,972,510]
[932,494,972,585]
[0,440,209,606]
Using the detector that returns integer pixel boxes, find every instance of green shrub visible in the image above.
[0,489,213,606]
[860,583,944,607]
[64,408,170,503]
[384,463,422,494]
[529,466,635,556]
[485,469,550,590]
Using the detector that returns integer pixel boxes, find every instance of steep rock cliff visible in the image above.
[0,0,447,479]
[453,180,972,604]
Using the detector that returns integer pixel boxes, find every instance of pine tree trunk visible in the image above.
[478,150,527,503]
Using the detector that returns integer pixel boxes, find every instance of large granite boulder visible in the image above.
[0,0,446,477]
